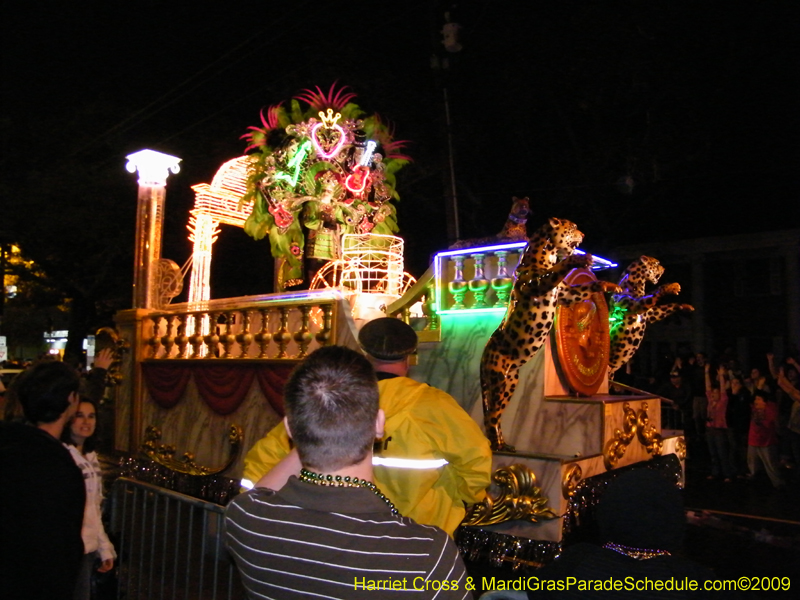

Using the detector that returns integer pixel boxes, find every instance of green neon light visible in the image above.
[608,304,628,333]
[274,140,311,187]
[438,307,507,316]
[439,310,506,328]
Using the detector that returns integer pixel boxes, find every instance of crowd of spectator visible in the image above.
[615,346,800,489]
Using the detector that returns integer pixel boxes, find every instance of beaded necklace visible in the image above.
[298,468,400,516]
[602,542,671,560]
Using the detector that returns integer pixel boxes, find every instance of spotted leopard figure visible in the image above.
[608,256,694,375]
[480,218,621,451]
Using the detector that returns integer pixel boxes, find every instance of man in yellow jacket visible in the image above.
[242,318,492,536]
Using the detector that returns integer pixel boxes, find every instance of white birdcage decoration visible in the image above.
[310,233,415,322]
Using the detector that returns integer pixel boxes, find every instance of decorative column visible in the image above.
[468,253,490,308]
[491,251,514,307]
[448,255,468,309]
[126,149,181,309]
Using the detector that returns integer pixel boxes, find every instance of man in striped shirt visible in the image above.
[225,346,471,599]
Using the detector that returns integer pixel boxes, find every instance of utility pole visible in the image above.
[432,9,463,245]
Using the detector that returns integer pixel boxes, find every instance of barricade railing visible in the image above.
[109,477,245,600]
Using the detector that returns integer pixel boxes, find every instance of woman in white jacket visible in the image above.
[62,398,116,600]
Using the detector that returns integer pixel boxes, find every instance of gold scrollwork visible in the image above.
[636,402,663,456]
[95,327,126,385]
[139,424,244,476]
[462,464,558,527]
[562,464,583,499]
[155,258,184,308]
[675,436,687,460]
[603,402,638,470]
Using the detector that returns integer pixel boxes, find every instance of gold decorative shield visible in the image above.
[554,268,610,396]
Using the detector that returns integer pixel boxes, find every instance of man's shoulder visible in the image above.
[225,486,456,552]
[227,487,278,516]
[1,421,69,458]
[225,488,468,599]
[381,376,459,405]
[1,422,84,502]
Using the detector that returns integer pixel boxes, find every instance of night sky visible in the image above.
[3,1,798,300]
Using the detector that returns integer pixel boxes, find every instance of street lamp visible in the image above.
[125,149,181,309]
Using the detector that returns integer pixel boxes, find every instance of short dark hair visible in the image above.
[14,361,80,424]
[753,389,772,402]
[284,346,378,472]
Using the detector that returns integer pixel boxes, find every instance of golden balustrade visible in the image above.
[141,296,338,360]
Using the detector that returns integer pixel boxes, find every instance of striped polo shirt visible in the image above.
[225,477,470,599]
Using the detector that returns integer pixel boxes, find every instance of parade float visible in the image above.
[112,84,689,567]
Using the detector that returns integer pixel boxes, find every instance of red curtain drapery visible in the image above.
[141,363,191,410]
[255,363,296,417]
[193,365,257,416]
[142,362,297,417]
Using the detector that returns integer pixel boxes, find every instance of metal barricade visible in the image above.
[109,477,245,600]
[661,401,685,432]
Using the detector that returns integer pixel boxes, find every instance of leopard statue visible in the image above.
[480,217,621,451]
[449,196,530,249]
[608,255,694,375]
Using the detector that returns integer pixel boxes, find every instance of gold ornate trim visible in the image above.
[675,436,687,460]
[562,464,583,499]
[95,326,126,385]
[603,402,638,469]
[636,402,663,456]
[139,424,243,476]
[462,464,557,527]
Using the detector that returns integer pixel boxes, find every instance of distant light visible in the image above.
[48,348,60,355]
[44,330,69,339]
[442,22,462,53]
[126,149,182,186]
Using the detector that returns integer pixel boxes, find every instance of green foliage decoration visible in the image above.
[239,84,410,287]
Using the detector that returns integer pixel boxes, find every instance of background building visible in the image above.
[610,228,800,374]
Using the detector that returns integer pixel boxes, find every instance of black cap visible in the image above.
[358,318,417,361]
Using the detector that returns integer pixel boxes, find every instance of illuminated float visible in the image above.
[113,84,689,567]
[416,234,687,565]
